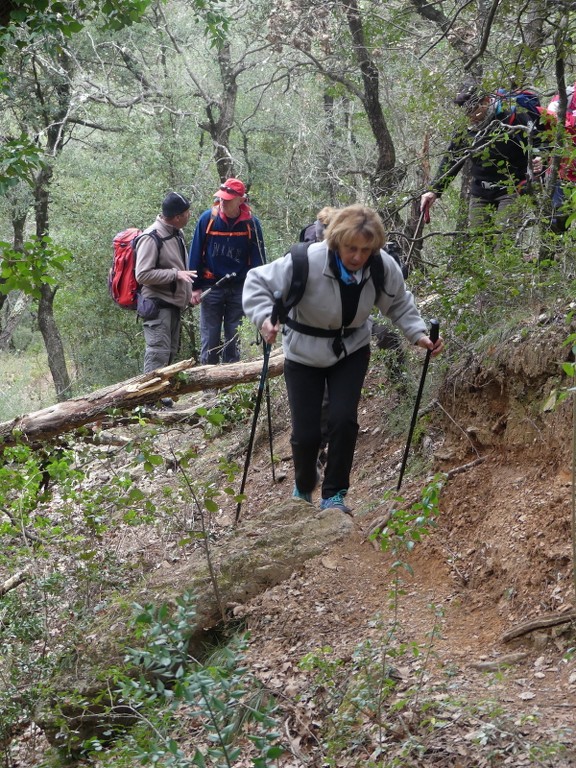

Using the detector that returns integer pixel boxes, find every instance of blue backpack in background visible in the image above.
[495,87,541,125]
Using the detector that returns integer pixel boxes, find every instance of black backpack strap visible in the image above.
[138,230,179,294]
[278,242,309,322]
[137,230,175,256]
[368,251,395,298]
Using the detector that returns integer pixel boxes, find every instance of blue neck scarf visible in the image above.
[335,253,360,284]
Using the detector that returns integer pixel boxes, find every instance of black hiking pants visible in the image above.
[284,345,370,500]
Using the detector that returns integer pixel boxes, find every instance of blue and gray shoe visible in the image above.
[320,490,352,515]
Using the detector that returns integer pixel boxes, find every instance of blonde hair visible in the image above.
[325,204,386,253]
[316,206,338,226]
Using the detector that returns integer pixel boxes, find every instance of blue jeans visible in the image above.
[199,282,244,364]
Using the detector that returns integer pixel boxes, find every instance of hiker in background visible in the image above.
[189,178,266,364]
[135,192,196,392]
[420,82,543,234]
[299,206,338,243]
[243,204,443,514]
[539,83,576,233]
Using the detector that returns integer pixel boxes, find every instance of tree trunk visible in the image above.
[323,90,339,205]
[0,352,285,449]
[342,0,399,213]
[0,291,32,351]
[200,40,238,180]
[33,140,72,400]
[37,283,72,401]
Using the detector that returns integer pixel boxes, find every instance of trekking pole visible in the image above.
[265,365,276,484]
[199,272,237,300]
[396,319,440,492]
[235,291,283,524]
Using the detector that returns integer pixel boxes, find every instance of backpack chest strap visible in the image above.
[284,316,358,358]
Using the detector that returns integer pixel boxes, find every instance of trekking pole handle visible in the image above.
[199,272,237,300]
[270,290,282,327]
[429,318,440,344]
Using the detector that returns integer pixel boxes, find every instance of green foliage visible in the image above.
[0,575,66,754]
[297,615,444,766]
[191,0,230,47]
[0,134,44,193]
[80,592,283,767]
[98,0,155,30]
[0,235,72,297]
[371,475,445,565]
[194,385,255,438]
[1,0,152,38]
[561,332,576,382]
[0,436,164,564]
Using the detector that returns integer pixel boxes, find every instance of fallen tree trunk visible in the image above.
[0,570,28,597]
[0,352,285,448]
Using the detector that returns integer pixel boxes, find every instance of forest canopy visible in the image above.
[0,0,574,408]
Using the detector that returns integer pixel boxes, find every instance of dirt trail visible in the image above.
[233,328,576,766]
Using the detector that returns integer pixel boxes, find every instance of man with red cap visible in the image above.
[189,178,266,364]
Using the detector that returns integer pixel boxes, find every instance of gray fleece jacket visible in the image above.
[135,215,192,308]
[242,242,427,368]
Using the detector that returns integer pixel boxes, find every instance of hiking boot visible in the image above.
[320,491,352,515]
[292,486,312,503]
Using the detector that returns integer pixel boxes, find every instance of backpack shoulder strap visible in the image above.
[201,206,220,269]
[135,229,173,268]
[369,251,395,300]
[282,242,310,320]
[205,205,219,237]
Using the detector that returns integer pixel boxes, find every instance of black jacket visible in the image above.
[430,109,540,199]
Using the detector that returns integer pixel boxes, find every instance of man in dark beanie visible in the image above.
[135,192,197,389]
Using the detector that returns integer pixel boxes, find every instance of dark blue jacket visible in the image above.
[188,203,265,289]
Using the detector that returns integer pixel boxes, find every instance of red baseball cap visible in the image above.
[215,178,246,200]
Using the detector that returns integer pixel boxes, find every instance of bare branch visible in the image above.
[464,0,501,71]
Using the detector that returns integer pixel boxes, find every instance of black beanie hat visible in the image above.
[162,192,190,218]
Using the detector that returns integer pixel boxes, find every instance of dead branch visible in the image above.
[0,352,285,449]
[0,570,28,596]
[445,456,487,478]
[501,611,576,642]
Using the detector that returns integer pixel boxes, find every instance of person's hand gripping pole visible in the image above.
[260,290,282,346]
[190,273,237,306]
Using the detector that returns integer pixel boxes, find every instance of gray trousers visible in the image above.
[468,193,519,233]
[142,306,181,374]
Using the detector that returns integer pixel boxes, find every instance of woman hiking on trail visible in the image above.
[242,204,444,514]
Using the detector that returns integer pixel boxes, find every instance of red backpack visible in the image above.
[108,228,164,309]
